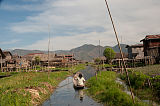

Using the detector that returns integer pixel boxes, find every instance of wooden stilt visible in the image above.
[1,56,3,72]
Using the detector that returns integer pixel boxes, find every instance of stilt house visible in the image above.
[140,35,160,63]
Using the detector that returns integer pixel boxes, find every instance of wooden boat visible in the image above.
[73,72,85,89]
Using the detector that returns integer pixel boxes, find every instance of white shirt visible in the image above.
[77,77,85,86]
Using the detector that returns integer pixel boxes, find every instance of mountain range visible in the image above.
[11,44,127,61]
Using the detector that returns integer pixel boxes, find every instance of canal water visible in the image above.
[43,66,103,106]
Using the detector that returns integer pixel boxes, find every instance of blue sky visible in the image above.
[0,0,160,51]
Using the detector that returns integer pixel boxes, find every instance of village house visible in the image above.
[0,48,6,71]
[1,50,30,71]
[23,53,47,61]
[12,55,30,68]
[23,53,74,68]
[48,54,65,67]
[112,53,128,68]
[3,51,13,70]
[0,49,5,60]
[48,54,77,67]
[126,44,144,59]
[3,51,12,60]
[140,34,160,63]
[114,53,128,59]
[94,56,106,66]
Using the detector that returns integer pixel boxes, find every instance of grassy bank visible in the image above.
[86,71,147,106]
[0,64,85,106]
[119,64,160,104]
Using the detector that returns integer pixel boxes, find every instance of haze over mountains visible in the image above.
[11,44,127,61]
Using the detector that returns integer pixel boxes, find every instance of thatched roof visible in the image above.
[3,51,12,57]
[0,48,5,59]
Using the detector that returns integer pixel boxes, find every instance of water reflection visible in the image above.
[78,90,84,102]
[74,89,84,102]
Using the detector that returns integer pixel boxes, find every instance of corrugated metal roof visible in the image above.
[141,35,160,41]
[146,35,160,39]
[26,53,44,56]
[126,44,143,48]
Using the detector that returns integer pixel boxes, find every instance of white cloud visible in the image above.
[23,31,113,50]
[22,31,141,51]
[7,0,160,50]
[10,0,108,33]
[0,39,20,45]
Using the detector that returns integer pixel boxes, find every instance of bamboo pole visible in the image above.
[48,24,51,78]
[104,0,135,102]
[99,40,101,75]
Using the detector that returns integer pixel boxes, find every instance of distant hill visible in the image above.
[112,44,128,53]
[11,49,46,56]
[10,44,127,61]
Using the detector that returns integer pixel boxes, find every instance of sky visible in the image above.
[0,0,160,51]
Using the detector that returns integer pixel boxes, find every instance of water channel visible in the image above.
[43,66,103,106]
[43,66,159,106]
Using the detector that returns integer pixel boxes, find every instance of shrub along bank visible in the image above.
[0,64,85,106]
[86,71,147,106]
[120,70,160,104]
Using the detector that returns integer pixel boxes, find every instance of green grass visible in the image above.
[86,71,148,106]
[93,64,116,69]
[0,64,85,106]
[132,64,160,76]
[119,64,160,104]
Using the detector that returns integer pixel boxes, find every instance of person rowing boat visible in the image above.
[73,72,85,89]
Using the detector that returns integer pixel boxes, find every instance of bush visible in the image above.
[87,71,147,106]
[120,72,150,89]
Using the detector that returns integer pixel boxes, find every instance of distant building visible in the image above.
[3,51,13,68]
[0,48,5,59]
[140,34,160,62]
[0,48,6,69]
[126,44,144,59]
[115,53,128,59]
[23,53,48,61]
[3,51,12,60]
[23,53,77,67]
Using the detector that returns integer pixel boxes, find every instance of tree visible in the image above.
[103,48,115,64]
[35,56,41,65]
[94,58,101,65]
